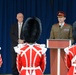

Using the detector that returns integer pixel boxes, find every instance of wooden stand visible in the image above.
[47,39,71,75]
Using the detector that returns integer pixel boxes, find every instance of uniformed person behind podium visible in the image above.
[50,11,74,43]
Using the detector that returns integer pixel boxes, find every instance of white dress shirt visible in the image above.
[18,22,23,39]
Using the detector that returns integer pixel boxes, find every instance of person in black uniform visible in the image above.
[10,13,24,75]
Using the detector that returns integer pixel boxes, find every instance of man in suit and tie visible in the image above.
[50,11,74,43]
[10,13,24,75]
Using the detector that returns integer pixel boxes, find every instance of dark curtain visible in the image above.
[50,0,76,24]
[0,0,52,74]
[0,0,76,74]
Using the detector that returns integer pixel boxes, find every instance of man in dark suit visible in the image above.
[10,13,24,75]
[50,11,74,43]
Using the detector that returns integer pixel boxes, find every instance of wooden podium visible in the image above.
[47,39,71,75]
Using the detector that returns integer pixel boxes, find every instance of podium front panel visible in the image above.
[47,39,71,75]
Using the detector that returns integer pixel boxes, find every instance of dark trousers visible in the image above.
[11,51,19,75]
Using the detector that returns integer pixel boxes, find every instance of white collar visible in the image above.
[18,22,23,25]
[59,22,65,28]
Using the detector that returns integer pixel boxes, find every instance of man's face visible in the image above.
[17,13,24,22]
[58,17,66,23]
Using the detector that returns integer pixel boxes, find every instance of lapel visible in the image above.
[15,23,18,37]
[21,23,24,32]
[22,23,24,29]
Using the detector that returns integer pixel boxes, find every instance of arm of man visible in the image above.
[40,54,46,73]
[10,24,18,43]
[50,25,55,39]
[69,25,74,43]
[16,54,22,73]
[64,54,71,69]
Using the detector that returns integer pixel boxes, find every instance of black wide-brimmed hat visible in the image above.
[22,17,42,43]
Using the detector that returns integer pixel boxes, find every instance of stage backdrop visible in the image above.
[0,0,76,74]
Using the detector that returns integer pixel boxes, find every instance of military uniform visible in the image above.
[50,11,74,43]
[14,17,47,75]
[14,43,47,75]
[50,23,73,39]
